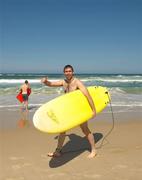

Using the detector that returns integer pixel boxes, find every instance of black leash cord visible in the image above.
[97,91,115,149]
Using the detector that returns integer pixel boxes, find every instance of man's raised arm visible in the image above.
[41,77,63,87]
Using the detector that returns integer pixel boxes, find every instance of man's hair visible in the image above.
[63,65,74,72]
[25,80,28,84]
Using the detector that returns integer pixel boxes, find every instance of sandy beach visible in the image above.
[0,107,142,180]
[1,0,142,178]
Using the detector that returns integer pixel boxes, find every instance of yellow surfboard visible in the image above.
[33,86,110,133]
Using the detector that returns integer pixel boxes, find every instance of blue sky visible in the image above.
[1,0,142,73]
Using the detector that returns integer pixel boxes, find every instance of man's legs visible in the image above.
[25,100,28,110]
[21,100,29,120]
[48,132,66,157]
[80,122,97,158]
[25,100,29,119]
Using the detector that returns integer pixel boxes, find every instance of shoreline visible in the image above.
[0,105,142,129]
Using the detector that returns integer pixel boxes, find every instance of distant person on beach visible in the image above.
[41,65,97,158]
[17,80,31,127]
[20,80,31,113]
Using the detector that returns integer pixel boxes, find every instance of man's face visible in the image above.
[64,67,74,80]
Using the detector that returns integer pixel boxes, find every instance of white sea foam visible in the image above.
[0,103,43,108]
[0,74,142,112]
[1,76,142,84]
[109,87,127,94]
[0,79,60,84]
[111,103,142,107]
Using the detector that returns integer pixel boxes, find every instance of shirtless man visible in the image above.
[20,80,30,113]
[41,65,97,158]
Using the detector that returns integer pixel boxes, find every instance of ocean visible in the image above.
[0,73,142,113]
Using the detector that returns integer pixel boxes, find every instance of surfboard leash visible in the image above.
[97,91,115,149]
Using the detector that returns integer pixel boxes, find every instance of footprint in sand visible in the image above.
[9,156,32,163]
[41,154,49,161]
[112,164,128,170]
[12,164,22,170]
[12,163,32,170]
[6,177,25,180]
[22,162,32,167]
[41,154,47,158]
[84,174,102,179]
[136,145,142,150]
[10,157,32,170]
[47,173,66,178]
[9,156,24,161]
[110,148,127,153]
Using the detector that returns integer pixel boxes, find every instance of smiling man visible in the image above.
[41,65,97,158]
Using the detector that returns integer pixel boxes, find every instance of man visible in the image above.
[17,80,31,127]
[20,80,30,113]
[41,65,97,158]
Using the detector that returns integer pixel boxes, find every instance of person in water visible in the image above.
[41,65,97,158]
[18,80,31,128]
[20,80,31,113]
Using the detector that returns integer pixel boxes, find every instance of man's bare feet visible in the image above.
[87,150,97,158]
[47,152,62,157]
[47,148,62,158]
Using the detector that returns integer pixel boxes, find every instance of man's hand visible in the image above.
[41,77,48,84]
